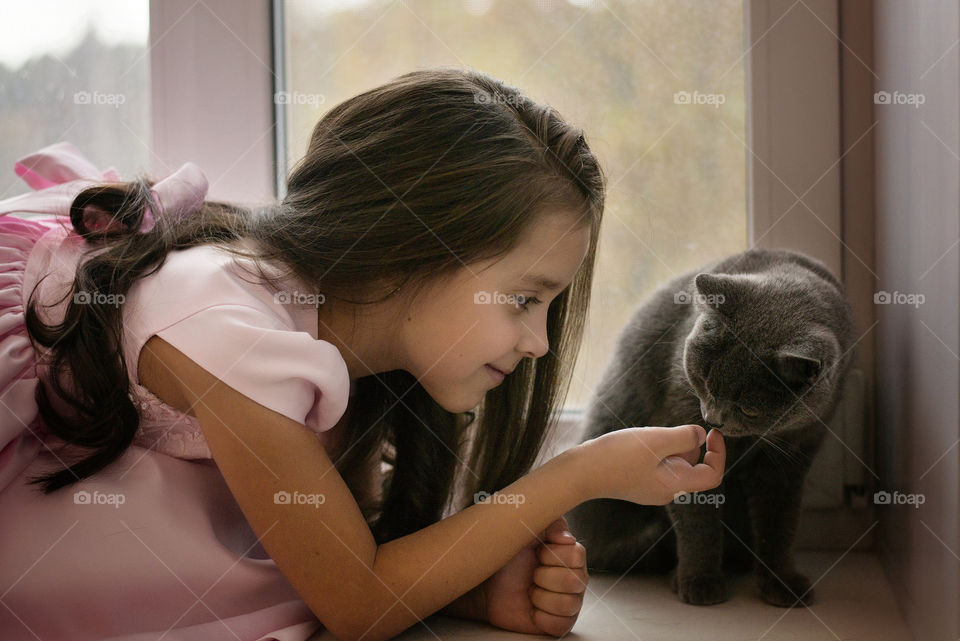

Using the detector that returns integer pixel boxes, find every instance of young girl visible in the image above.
[0,68,725,641]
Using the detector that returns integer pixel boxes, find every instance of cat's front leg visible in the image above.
[745,468,814,607]
[665,487,727,605]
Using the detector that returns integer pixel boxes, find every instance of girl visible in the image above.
[0,68,724,641]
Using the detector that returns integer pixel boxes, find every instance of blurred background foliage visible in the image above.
[285,0,747,411]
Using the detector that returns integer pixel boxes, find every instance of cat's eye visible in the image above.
[739,406,760,418]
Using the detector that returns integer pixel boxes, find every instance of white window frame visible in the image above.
[149,0,277,204]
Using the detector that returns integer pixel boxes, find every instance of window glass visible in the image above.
[0,0,151,206]
[282,0,746,410]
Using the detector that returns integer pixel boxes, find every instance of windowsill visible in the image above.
[307,551,912,640]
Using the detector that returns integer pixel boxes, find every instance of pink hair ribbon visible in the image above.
[7,141,208,236]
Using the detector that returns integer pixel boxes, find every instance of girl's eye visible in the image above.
[515,295,543,312]
[739,406,760,418]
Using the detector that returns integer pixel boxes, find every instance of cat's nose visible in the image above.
[702,407,724,428]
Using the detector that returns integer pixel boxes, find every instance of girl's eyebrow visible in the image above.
[520,273,562,292]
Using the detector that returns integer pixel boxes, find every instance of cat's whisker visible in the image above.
[757,435,794,468]
[757,432,809,467]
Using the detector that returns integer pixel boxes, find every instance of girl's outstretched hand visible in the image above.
[480,515,588,637]
[580,424,726,504]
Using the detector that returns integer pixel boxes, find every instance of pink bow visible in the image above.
[136,161,208,233]
[8,141,208,235]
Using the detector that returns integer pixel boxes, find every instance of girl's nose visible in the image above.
[518,318,549,359]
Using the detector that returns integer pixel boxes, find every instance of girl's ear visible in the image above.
[80,204,128,236]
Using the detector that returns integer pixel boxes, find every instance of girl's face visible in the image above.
[401,212,591,413]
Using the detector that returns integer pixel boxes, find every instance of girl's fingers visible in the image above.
[532,607,578,638]
[536,541,586,568]
[539,516,575,545]
[530,585,584,619]
[659,429,726,492]
[677,441,703,466]
[690,428,726,489]
[703,428,726,467]
[646,424,707,458]
[533,564,589,594]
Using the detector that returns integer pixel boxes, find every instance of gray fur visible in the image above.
[565,247,855,607]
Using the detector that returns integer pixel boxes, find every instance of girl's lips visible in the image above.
[485,364,506,382]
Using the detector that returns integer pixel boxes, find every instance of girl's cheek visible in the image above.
[496,317,523,350]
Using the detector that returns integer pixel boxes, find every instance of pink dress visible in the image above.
[0,143,353,641]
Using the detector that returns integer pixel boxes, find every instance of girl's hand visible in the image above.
[579,425,726,504]
[481,516,588,637]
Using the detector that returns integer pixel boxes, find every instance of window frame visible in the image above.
[148,0,277,203]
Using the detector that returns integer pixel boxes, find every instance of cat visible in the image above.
[565,247,855,607]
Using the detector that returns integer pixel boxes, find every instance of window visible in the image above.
[278,0,748,410]
[0,0,151,206]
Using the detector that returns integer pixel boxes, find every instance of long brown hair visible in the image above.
[25,67,606,544]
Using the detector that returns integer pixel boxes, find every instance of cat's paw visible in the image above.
[758,571,815,607]
[669,568,728,605]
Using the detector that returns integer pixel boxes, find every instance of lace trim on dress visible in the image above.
[128,382,212,459]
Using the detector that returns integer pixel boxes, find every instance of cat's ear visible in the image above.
[694,273,755,315]
[774,351,822,388]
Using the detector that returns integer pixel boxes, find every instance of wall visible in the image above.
[874,1,960,639]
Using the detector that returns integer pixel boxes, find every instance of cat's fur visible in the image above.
[565,248,855,607]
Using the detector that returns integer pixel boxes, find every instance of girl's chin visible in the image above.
[427,386,480,414]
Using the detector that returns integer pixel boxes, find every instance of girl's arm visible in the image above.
[368,442,586,639]
[144,336,591,641]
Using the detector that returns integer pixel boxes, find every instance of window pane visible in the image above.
[282,0,747,411]
[0,0,151,207]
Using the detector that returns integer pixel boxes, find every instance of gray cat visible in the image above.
[565,247,855,607]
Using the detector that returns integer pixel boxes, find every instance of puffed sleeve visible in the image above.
[152,303,351,435]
